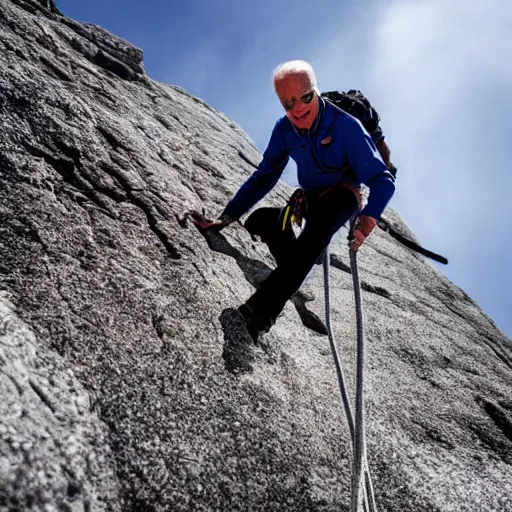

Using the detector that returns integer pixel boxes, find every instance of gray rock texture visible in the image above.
[0,292,119,511]
[0,0,511,510]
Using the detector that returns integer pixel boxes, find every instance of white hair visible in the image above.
[272,60,320,93]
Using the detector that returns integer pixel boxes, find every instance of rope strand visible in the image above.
[349,247,369,512]
[323,238,377,512]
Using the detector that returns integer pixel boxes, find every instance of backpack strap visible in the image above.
[321,90,384,143]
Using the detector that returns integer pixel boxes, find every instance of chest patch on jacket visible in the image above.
[320,136,333,146]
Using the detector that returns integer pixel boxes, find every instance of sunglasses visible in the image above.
[283,91,315,111]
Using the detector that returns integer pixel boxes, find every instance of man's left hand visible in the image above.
[350,215,377,251]
[189,211,233,231]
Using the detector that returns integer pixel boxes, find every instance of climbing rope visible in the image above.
[322,221,377,512]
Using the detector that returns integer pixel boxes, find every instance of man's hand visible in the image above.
[350,215,377,251]
[190,211,233,231]
[376,139,397,178]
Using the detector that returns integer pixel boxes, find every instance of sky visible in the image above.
[56,0,512,339]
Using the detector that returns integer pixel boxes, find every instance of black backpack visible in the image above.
[321,90,384,144]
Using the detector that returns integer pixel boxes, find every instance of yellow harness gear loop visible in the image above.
[281,206,292,231]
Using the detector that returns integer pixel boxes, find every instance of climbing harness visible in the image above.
[280,186,448,265]
[280,184,363,234]
[280,188,308,231]
[323,217,377,512]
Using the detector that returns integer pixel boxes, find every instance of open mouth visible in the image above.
[294,111,310,122]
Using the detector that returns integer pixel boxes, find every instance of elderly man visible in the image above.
[197,60,395,340]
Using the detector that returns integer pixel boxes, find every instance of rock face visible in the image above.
[1,1,511,511]
[0,293,119,511]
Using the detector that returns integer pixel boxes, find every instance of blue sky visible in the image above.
[57,0,512,339]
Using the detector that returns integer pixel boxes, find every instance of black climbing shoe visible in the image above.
[238,303,273,343]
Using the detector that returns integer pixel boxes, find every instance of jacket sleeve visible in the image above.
[223,120,290,220]
[343,117,395,219]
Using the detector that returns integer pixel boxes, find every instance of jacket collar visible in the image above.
[290,94,326,137]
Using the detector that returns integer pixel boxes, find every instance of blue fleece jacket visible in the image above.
[223,97,395,220]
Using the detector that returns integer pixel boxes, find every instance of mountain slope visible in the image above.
[1,1,511,510]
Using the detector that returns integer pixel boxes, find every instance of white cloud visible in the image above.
[365,0,512,333]
[366,0,512,225]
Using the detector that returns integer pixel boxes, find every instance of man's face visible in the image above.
[275,73,319,131]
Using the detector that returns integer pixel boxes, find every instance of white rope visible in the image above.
[323,241,377,512]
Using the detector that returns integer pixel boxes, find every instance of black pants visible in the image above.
[244,187,359,327]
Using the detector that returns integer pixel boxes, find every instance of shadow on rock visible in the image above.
[291,293,328,335]
[220,308,255,374]
[197,227,328,335]
[199,228,271,288]
[330,253,391,300]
